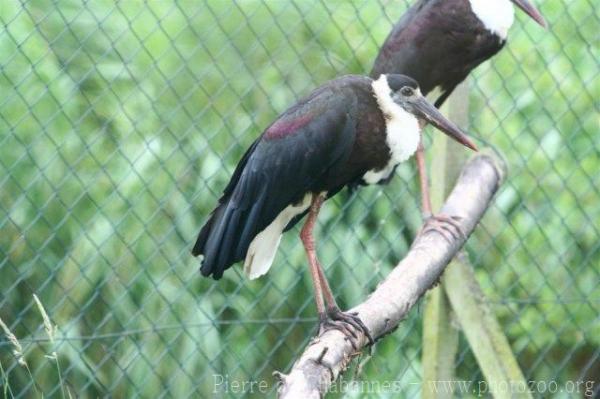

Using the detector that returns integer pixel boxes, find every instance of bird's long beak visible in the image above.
[511,0,547,28]
[410,96,478,151]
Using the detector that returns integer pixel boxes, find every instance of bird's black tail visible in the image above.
[192,200,243,280]
[192,179,270,280]
[193,139,267,279]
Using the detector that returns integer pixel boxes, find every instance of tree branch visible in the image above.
[276,153,505,398]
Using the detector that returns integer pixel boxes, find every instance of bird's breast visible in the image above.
[361,111,420,185]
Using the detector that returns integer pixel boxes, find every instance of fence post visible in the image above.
[422,285,458,399]
[421,81,467,398]
[422,80,531,398]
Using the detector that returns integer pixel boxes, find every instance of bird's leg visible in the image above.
[315,257,337,310]
[415,131,433,218]
[300,194,326,318]
[315,264,374,347]
[300,194,373,348]
[416,122,464,243]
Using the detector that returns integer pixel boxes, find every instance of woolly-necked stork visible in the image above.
[371,0,546,216]
[193,74,477,342]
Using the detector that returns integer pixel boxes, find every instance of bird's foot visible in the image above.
[318,306,374,349]
[419,213,465,244]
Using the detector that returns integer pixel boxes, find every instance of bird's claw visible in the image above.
[419,214,465,244]
[318,307,374,350]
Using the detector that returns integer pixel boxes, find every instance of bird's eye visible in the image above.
[401,87,414,96]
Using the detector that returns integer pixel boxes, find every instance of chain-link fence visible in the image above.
[0,0,598,397]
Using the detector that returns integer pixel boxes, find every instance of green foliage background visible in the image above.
[0,0,598,397]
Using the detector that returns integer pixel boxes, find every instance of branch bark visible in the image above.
[276,153,505,399]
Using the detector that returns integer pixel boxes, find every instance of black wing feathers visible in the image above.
[193,86,358,279]
[191,138,260,257]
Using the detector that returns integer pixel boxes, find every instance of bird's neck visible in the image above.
[371,76,403,120]
[371,76,421,163]
[468,0,514,39]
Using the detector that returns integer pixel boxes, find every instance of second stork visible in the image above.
[371,0,546,216]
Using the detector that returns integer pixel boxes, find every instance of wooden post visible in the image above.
[444,254,533,399]
[422,80,531,399]
[421,81,467,399]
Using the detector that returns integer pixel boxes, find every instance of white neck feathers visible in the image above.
[370,75,420,165]
[468,0,515,39]
[372,75,402,120]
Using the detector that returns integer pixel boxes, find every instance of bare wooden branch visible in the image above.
[276,153,505,399]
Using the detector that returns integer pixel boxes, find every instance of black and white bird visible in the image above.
[371,0,546,216]
[193,74,477,340]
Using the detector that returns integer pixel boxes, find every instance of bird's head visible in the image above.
[510,0,547,28]
[378,74,478,151]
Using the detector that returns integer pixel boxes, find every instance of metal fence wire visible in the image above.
[0,0,598,397]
